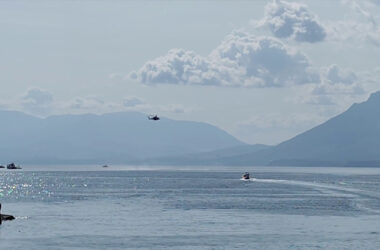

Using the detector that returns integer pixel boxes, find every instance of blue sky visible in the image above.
[1,0,379,144]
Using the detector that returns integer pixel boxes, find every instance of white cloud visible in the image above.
[313,65,364,96]
[123,102,188,114]
[159,104,186,114]
[295,94,337,106]
[0,102,10,110]
[66,96,106,110]
[21,87,54,116]
[342,0,377,26]
[311,82,365,97]
[64,96,146,112]
[123,96,146,108]
[258,0,326,43]
[129,48,222,86]
[130,31,319,87]
[327,0,380,46]
[327,20,380,47]
[211,31,320,86]
[109,73,125,81]
[61,95,189,115]
[293,65,366,106]
[22,88,53,106]
[60,95,127,114]
[128,1,378,93]
[324,64,357,85]
[254,0,380,47]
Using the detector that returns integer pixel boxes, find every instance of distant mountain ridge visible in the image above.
[220,91,380,167]
[139,144,271,166]
[0,111,245,164]
[2,91,379,167]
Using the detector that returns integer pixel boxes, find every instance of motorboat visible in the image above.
[242,172,250,180]
[0,204,15,224]
[7,163,21,169]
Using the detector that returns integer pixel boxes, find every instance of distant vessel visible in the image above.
[148,114,160,121]
[0,204,15,224]
[6,163,21,170]
[242,172,250,180]
[102,164,109,168]
[0,165,4,169]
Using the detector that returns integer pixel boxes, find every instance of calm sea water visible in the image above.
[1,166,380,249]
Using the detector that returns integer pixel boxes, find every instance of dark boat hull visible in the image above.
[1,214,15,221]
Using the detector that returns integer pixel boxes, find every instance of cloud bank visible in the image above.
[21,88,54,115]
[130,31,319,87]
[327,0,380,46]
[256,0,380,46]
[295,64,365,106]
[123,96,146,108]
[260,0,326,43]
[7,89,189,117]
[66,96,106,110]
[129,0,373,111]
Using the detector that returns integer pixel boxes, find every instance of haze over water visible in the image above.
[1,0,380,249]
[1,166,380,249]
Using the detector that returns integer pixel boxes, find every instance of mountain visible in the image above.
[0,111,245,164]
[4,91,378,167]
[224,91,380,167]
[139,144,271,166]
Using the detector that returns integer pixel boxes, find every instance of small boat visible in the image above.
[6,163,21,169]
[102,164,109,168]
[0,204,15,224]
[0,165,4,169]
[0,214,15,222]
[242,172,250,180]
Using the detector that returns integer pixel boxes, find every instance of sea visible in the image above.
[1,165,380,249]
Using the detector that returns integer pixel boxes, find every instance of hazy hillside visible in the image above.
[3,91,379,167]
[140,144,271,166]
[224,91,380,167]
[0,111,245,164]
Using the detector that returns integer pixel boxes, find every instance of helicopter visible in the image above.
[148,114,160,121]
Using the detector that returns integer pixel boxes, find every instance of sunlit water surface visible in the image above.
[1,166,380,249]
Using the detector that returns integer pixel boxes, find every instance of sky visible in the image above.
[1,0,380,145]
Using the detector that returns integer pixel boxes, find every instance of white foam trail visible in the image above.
[15,216,29,220]
[244,177,380,214]
[247,178,380,200]
[355,203,380,215]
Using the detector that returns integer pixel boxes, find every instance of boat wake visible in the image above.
[249,178,379,197]
[242,177,380,214]
[244,178,380,207]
